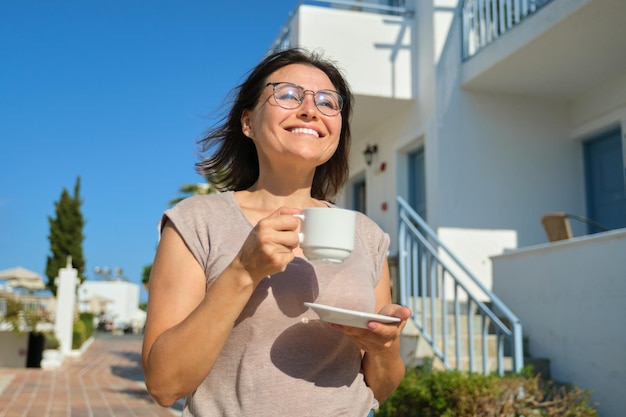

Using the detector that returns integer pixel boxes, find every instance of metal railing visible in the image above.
[462,0,553,60]
[397,196,523,375]
[269,0,413,53]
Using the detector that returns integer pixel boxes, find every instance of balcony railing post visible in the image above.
[463,0,552,59]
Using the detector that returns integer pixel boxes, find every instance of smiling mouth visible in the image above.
[288,127,320,138]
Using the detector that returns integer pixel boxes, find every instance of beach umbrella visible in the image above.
[0,266,46,291]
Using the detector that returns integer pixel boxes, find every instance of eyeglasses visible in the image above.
[265,82,344,117]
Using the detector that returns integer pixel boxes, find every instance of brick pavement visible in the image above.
[0,334,180,417]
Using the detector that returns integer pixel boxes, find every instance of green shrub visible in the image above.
[376,363,598,417]
[79,312,94,340]
[72,319,86,350]
[43,332,60,350]
[71,313,96,350]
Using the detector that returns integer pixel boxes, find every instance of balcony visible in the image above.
[270,1,415,140]
[461,0,626,100]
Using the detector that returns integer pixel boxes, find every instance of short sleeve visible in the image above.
[354,212,390,286]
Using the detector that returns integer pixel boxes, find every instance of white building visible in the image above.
[78,280,145,332]
[269,1,626,416]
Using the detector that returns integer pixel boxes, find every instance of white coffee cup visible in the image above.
[293,207,356,263]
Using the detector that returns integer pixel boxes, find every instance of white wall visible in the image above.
[79,281,140,325]
[571,74,626,127]
[338,0,438,251]
[433,1,586,248]
[492,230,626,417]
[436,91,582,246]
[426,0,621,285]
[298,5,413,99]
[438,227,517,300]
[333,0,625,287]
[433,0,459,63]
[0,332,28,367]
[326,3,626,416]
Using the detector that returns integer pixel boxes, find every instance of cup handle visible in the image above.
[293,214,304,243]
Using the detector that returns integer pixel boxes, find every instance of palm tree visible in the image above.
[144,180,219,292]
[168,182,218,206]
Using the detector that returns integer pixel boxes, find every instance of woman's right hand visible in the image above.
[234,207,302,284]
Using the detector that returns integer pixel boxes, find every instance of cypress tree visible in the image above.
[45,177,87,295]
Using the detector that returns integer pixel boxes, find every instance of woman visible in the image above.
[142,48,411,417]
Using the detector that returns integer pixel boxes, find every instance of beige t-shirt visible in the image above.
[162,191,390,417]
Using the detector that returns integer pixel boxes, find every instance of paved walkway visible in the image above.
[0,334,181,417]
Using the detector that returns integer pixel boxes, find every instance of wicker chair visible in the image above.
[541,212,610,242]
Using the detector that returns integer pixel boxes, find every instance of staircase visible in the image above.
[396,197,523,375]
[401,299,513,373]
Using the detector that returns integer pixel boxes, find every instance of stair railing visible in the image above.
[397,196,523,375]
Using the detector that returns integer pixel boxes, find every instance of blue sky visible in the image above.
[0,1,299,301]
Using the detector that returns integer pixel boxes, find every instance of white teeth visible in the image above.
[289,127,320,137]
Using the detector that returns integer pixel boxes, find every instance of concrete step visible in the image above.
[406,297,504,336]
[431,333,500,357]
[402,320,512,373]
[414,314,492,337]
[432,355,515,373]
[401,299,550,377]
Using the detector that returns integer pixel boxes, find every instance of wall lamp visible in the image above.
[363,144,378,166]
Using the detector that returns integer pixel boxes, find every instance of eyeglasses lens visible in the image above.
[272,83,342,116]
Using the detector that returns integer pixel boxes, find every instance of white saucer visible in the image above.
[304,302,401,329]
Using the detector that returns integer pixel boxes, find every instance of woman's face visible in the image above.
[241,63,342,173]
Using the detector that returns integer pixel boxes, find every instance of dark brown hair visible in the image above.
[196,48,353,201]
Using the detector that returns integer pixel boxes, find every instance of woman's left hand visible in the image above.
[329,304,412,357]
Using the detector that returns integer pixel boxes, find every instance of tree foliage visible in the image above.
[143,180,217,290]
[141,264,152,288]
[45,177,86,295]
[168,181,217,206]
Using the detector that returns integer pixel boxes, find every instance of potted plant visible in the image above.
[1,296,55,367]
[43,332,60,350]
[41,332,64,369]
